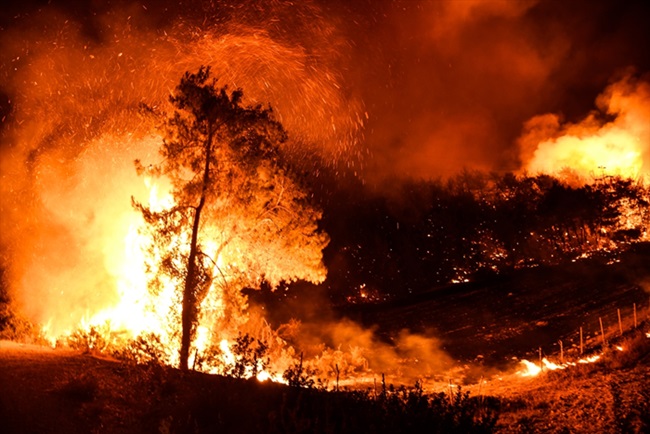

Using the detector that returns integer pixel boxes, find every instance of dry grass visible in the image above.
[493,326,650,433]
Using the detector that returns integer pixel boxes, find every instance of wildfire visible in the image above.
[2,0,649,394]
[0,2,363,381]
[517,354,602,377]
[519,75,650,183]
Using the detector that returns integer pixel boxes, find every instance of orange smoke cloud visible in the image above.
[518,73,650,181]
[355,0,570,182]
[345,0,650,184]
[0,2,362,337]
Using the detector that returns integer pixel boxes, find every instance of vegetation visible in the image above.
[0,269,34,341]
[496,325,650,433]
[226,333,271,379]
[1,341,501,434]
[134,66,328,370]
[318,170,649,301]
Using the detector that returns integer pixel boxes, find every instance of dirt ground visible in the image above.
[1,336,649,433]
[0,341,297,434]
[0,341,148,433]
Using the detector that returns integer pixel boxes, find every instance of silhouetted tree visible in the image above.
[135,67,328,370]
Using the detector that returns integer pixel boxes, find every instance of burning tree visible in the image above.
[134,67,328,370]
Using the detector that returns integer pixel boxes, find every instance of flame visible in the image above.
[518,359,542,377]
[518,354,602,377]
[519,75,650,182]
[32,171,177,345]
[0,3,362,381]
[32,169,290,380]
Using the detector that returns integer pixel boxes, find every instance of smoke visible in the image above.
[518,73,650,181]
[261,287,453,384]
[342,0,650,184]
[0,0,364,335]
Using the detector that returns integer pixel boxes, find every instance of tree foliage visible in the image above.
[134,67,328,369]
[319,170,649,301]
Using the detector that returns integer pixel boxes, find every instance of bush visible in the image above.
[270,379,500,434]
[283,353,317,388]
[227,333,271,379]
[0,304,34,341]
[58,373,99,402]
[112,333,169,365]
[66,325,112,353]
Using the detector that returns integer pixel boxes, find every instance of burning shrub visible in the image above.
[226,333,271,379]
[112,333,170,365]
[601,327,650,370]
[283,353,317,388]
[66,325,113,354]
[0,303,35,342]
[0,270,37,342]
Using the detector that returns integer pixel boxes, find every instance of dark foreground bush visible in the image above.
[266,381,499,434]
[162,376,500,434]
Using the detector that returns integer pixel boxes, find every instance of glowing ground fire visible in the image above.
[517,355,602,378]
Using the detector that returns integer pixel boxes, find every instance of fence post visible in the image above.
[580,327,583,355]
[618,309,623,336]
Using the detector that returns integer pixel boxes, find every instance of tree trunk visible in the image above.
[179,128,213,371]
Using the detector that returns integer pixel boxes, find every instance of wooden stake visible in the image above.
[559,340,564,364]
[580,327,584,355]
[618,309,623,336]
[449,379,454,405]
[539,347,543,372]
[633,303,637,329]
[599,317,606,347]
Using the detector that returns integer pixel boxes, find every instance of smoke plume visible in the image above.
[343,0,650,184]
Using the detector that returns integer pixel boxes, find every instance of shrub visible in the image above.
[283,353,317,388]
[66,325,112,353]
[112,333,169,365]
[227,333,271,379]
[58,373,99,402]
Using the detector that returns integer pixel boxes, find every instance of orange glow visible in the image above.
[519,75,650,182]
[0,7,361,379]
[518,354,602,377]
